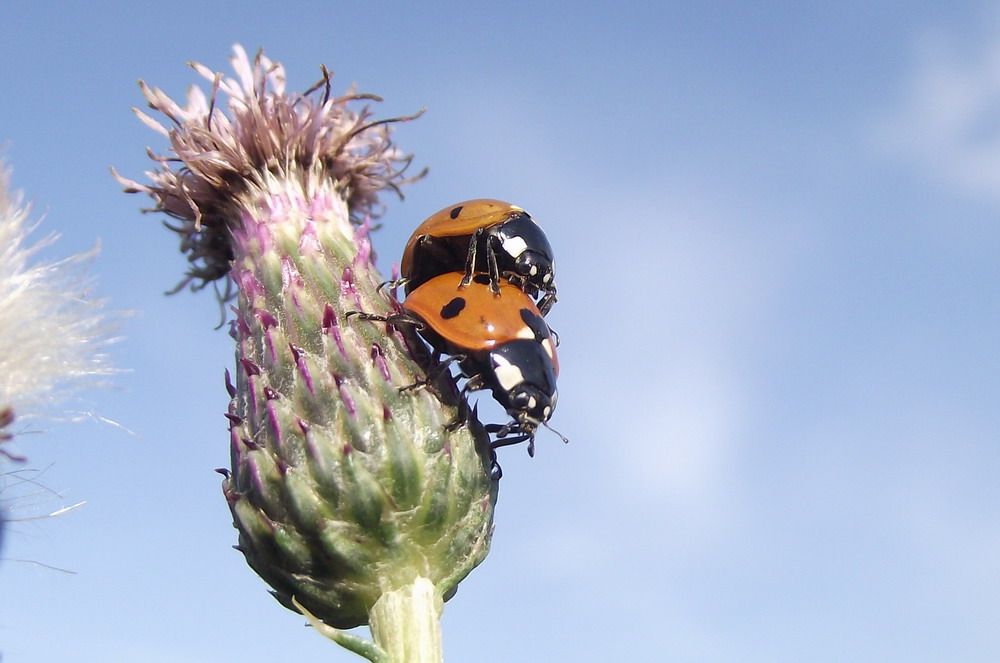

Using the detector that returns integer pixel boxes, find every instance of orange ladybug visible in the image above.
[400,199,557,315]
[353,271,561,455]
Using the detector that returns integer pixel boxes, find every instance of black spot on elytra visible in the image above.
[472,274,492,286]
[520,308,549,341]
[440,297,466,319]
[450,206,464,219]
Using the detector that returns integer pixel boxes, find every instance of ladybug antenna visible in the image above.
[542,421,569,445]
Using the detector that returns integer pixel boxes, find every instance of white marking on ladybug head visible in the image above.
[493,354,525,392]
[543,405,551,419]
[501,235,528,258]
[516,324,535,341]
[527,395,537,410]
[541,338,555,360]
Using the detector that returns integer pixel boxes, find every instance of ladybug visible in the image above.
[353,271,563,455]
[400,199,558,316]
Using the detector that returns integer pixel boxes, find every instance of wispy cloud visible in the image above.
[548,188,813,567]
[876,25,1000,201]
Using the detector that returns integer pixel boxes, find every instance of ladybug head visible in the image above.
[496,213,556,294]
[510,251,555,295]
[509,384,556,428]
[488,340,558,427]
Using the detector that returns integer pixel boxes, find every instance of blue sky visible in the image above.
[2,1,999,661]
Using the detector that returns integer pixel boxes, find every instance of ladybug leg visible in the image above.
[462,373,489,393]
[444,397,475,432]
[345,310,425,330]
[484,421,517,437]
[547,325,560,348]
[399,353,466,392]
[485,425,536,457]
[489,449,503,480]
[377,277,409,296]
[485,235,502,295]
[537,290,557,317]
[459,227,486,288]
[345,310,389,323]
[444,415,466,432]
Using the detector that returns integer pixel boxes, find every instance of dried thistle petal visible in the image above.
[114,45,425,296]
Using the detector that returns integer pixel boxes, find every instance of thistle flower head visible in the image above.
[117,45,497,647]
[114,44,424,296]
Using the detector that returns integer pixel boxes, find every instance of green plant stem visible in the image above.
[296,578,444,662]
[369,577,444,663]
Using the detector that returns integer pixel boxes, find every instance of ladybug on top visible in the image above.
[400,199,557,316]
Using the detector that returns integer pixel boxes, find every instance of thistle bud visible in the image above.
[116,45,498,659]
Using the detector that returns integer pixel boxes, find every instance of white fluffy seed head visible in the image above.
[0,164,115,424]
